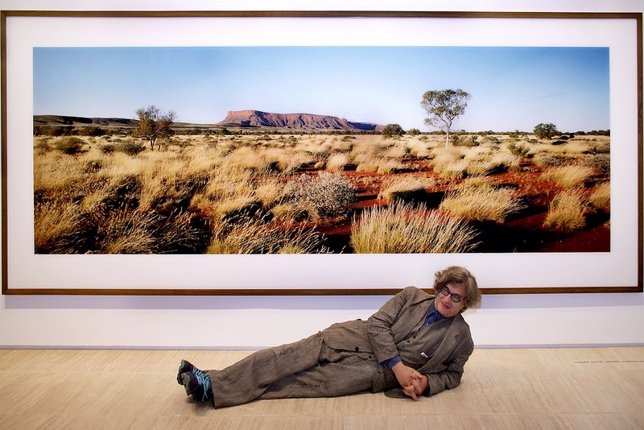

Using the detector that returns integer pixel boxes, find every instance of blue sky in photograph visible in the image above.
[33,46,609,132]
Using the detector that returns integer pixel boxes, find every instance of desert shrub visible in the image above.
[54,137,84,155]
[439,185,524,223]
[587,141,611,154]
[351,202,478,253]
[543,189,587,232]
[452,134,478,147]
[378,175,435,201]
[281,173,355,221]
[115,140,145,156]
[407,128,421,136]
[99,144,116,154]
[588,154,610,176]
[589,182,610,212]
[540,165,595,188]
[532,153,572,168]
[480,135,500,145]
[382,123,405,139]
[507,141,530,157]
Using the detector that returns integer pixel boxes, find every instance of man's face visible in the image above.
[435,282,467,318]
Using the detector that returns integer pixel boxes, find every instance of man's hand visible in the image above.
[392,362,429,400]
[392,362,423,388]
[402,375,429,400]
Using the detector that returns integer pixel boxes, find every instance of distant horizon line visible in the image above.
[32,113,611,134]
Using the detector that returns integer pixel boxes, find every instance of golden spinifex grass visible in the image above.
[439,184,524,223]
[208,216,329,254]
[350,202,478,254]
[589,182,610,212]
[378,174,436,201]
[543,189,588,232]
[540,164,596,188]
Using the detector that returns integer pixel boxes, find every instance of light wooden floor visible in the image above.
[0,347,643,429]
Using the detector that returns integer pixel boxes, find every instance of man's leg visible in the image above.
[207,332,325,408]
[259,348,380,400]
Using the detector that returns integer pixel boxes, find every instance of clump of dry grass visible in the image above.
[540,165,595,188]
[439,185,524,223]
[378,175,435,201]
[351,202,478,253]
[588,182,610,212]
[407,139,432,159]
[431,148,469,180]
[326,153,351,172]
[34,201,86,253]
[465,151,519,177]
[207,216,328,254]
[97,208,208,254]
[543,189,587,232]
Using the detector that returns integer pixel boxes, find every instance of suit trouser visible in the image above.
[206,332,381,408]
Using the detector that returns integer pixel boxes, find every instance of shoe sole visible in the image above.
[181,372,194,396]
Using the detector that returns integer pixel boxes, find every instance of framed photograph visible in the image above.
[2,11,642,295]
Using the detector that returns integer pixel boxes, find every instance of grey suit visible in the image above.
[208,286,474,408]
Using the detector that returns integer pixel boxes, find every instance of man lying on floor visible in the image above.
[176,265,481,408]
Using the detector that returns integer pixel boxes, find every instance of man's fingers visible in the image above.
[403,385,418,400]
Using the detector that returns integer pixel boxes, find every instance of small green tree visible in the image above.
[382,123,405,139]
[533,123,559,139]
[421,89,471,148]
[133,105,175,150]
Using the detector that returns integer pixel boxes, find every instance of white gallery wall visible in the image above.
[0,0,643,349]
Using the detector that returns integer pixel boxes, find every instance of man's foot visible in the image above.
[180,369,213,404]
[177,360,195,385]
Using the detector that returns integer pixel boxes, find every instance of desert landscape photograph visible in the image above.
[32,46,610,255]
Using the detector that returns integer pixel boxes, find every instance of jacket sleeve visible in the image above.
[425,325,474,396]
[367,287,418,363]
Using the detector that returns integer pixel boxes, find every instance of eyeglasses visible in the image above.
[439,286,464,303]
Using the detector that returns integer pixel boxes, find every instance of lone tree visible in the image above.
[133,105,175,150]
[533,123,559,140]
[382,123,405,139]
[421,89,471,148]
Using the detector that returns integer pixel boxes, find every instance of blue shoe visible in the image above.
[177,360,195,385]
[181,369,213,404]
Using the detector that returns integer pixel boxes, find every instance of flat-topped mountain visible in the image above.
[34,110,385,132]
[218,110,383,131]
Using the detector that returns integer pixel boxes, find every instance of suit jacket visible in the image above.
[321,286,474,396]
